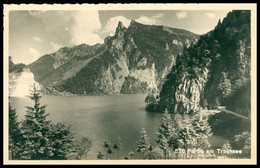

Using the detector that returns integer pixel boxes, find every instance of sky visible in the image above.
[8,10,230,64]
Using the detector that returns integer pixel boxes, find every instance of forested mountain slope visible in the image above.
[158,10,251,115]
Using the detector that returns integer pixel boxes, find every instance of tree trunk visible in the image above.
[185,145,188,159]
[10,149,13,160]
[163,149,166,159]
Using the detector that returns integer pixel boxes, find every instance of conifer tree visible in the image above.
[107,148,113,160]
[49,122,78,160]
[128,151,134,159]
[97,151,104,159]
[233,131,251,158]
[242,135,251,158]
[177,115,196,159]
[75,137,92,159]
[9,101,21,159]
[221,141,232,159]
[81,137,92,159]
[137,128,151,159]
[20,84,52,159]
[113,137,121,159]
[103,137,111,160]
[10,84,79,160]
[156,109,177,159]
[191,112,212,151]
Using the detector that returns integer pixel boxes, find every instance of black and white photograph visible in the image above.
[3,3,257,165]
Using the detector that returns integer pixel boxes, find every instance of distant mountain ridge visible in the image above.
[28,43,105,88]
[27,20,199,95]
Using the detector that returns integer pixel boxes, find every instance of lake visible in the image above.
[9,94,226,160]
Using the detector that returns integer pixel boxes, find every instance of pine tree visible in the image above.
[137,128,151,159]
[20,84,52,160]
[156,109,177,159]
[176,112,212,159]
[97,151,104,159]
[128,151,134,159]
[232,131,251,158]
[9,101,21,159]
[113,137,121,160]
[177,115,196,159]
[191,112,212,151]
[217,72,232,102]
[75,137,92,159]
[107,148,113,160]
[103,137,111,160]
[49,122,78,160]
[148,145,153,160]
[81,137,92,159]
[221,141,232,159]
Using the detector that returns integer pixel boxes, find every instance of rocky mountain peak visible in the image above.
[115,21,126,36]
[117,21,125,29]
[129,19,138,26]
[26,19,199,95]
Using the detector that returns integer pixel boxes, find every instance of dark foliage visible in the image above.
[158,10,251,114]
[9,56,26,73]
[9,101,22,159]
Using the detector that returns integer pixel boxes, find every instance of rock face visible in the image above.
[9,58,42,97]
[158,10,251,114]
[28,21,199,95]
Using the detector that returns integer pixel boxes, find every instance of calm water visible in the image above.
[9,94,226,160]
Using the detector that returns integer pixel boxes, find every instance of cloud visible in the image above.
[136,13,164,25]
[50,42,61,51]
[32,36,42,42]
[176,11,187,19]
[103,16,131,35]
[28,10,48,17]
[27,48,41,64]
[205,13,216,19]
[136,15,157,25]
[102,13,164,36]
[70,10,103,46]
[153,13,164,19]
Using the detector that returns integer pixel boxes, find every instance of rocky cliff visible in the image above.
[9,57,43,97]
[157,10,251,114]
[28,20,199,95]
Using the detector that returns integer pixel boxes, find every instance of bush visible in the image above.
[145,94,156,104]
[145,103,157,112]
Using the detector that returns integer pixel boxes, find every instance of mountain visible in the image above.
[27,43,106,94]
[157,10,251,115]
[9,56,26,73]
[9,57,43,97]
[28,20,199,95]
